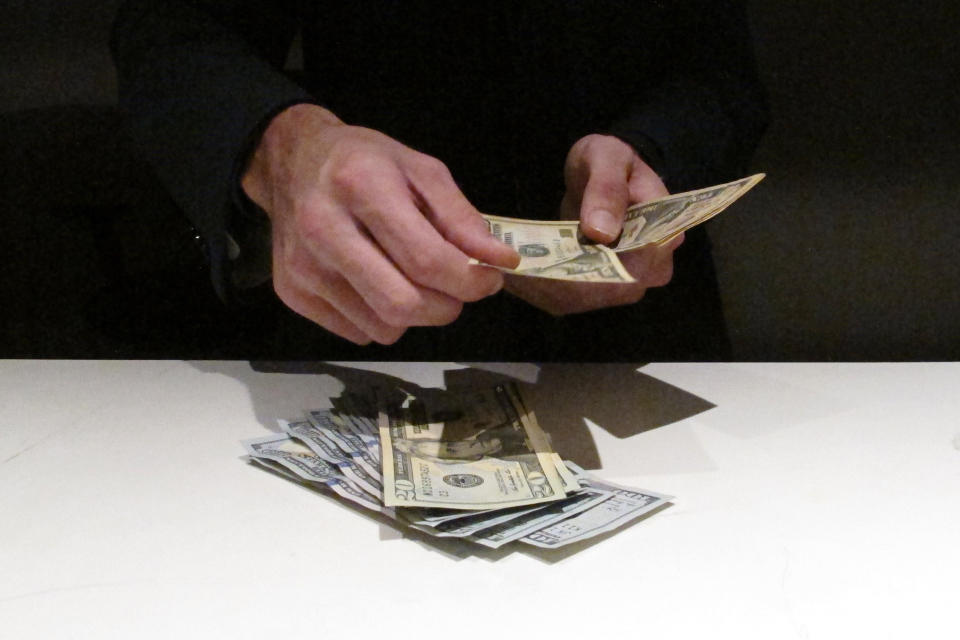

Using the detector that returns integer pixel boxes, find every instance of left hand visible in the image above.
[505,134,683,315]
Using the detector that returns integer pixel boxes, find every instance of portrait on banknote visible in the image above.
[392,422,529,463]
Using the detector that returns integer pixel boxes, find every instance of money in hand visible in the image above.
[478,173,765,282]
[480,216,636,283]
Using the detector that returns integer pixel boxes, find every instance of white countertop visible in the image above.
[2,361,958,639]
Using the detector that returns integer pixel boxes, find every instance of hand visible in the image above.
[242,104,520,345]
[505,134,682,315]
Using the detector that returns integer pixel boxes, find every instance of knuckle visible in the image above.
[330,152,382,193]
[403,250,443,283]
[283,249,314,282]
[486,271,506,295]
[277,288,322,325]
[347,333,373,346]
[434,300,464,326]
[272,273,300,307]
[300,223,325,249]
[464,271,503,301]
[574,134,603,155]
[417,155,452,182]
[376,290,424,326]
[588,176,626,202]
[373,325,406,345]
[648,262,674,287]
[579,134,619,160]
[545,301,570,317]
[625,287,648,304]
[293,199,331,245]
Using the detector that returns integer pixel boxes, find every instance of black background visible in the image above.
[2,1,958,359]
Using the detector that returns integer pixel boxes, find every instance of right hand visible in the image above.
[241,104,520,345]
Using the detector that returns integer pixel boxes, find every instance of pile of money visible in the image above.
[241,382,671,550]
[478,173,765,283]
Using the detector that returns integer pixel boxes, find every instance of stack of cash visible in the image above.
[241,382,671,550]
[478,173,765,283]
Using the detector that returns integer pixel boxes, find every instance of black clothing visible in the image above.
[110,0,768,361]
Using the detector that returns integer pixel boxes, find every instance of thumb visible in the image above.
[579,157,631,244]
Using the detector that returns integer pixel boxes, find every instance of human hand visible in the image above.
[505,134,682,315]
[241,104,520,345]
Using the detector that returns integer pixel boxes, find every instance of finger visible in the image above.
[621,244,675,289]
[579,154,632,244]
[661,231,685,252]
[274,278,373,345]
[285,262,410,344]
[273,246,399,344]
[408,156,521,270]
[319,146,509,296]
[647,232,683,286]
[271,225,374,344]
[627,158,669,203]
[503,273,569,315]
[505,274,648,316]
[291,196,469,330]
[642,250,675,288]
[558,189,580,221]
[619,246,656,282]
[348,172,506,302]
[308,218,468,329]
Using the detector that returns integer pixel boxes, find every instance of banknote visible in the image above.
[482,214,584,270]
[279,418,383,497]
[614,173,765,252]
[469,486,614,549]
[479,217,635,283]
[330,391,379,437]
[242,434,384,512]
[550,453,580,493]
[500,387,580,495]
[246,454,309,484]
[242,382,673,551]
[509,244,635,283]
[474,174,764,282]
[306,408,381,471]
[400,506,503,527]
[399,462,577,529]
[520,468,672,548]
[379,383,567,509]
[406,502,553,539]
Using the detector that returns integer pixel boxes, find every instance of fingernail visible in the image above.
[589,209,620,239]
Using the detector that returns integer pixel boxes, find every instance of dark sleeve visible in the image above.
[606,1,770,192]
[110,0,315,299]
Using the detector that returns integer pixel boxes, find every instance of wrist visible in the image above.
[241,103,343,213]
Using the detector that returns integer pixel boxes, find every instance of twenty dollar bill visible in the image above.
[379,384,567,510]
[478,173,764,281]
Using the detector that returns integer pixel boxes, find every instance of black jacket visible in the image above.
[110,0,768,359]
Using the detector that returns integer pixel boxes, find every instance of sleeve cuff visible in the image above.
[225,98,322,293]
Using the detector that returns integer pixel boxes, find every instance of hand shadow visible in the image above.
[233,360,716,471]
[444,363,716,469]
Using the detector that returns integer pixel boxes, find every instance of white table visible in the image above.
[2,361,958,639]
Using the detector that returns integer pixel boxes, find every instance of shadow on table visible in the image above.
[236,361,715,470]
[200,360,713,562]
[444,363,716,466]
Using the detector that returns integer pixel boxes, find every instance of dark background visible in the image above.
[2,1,958,359]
